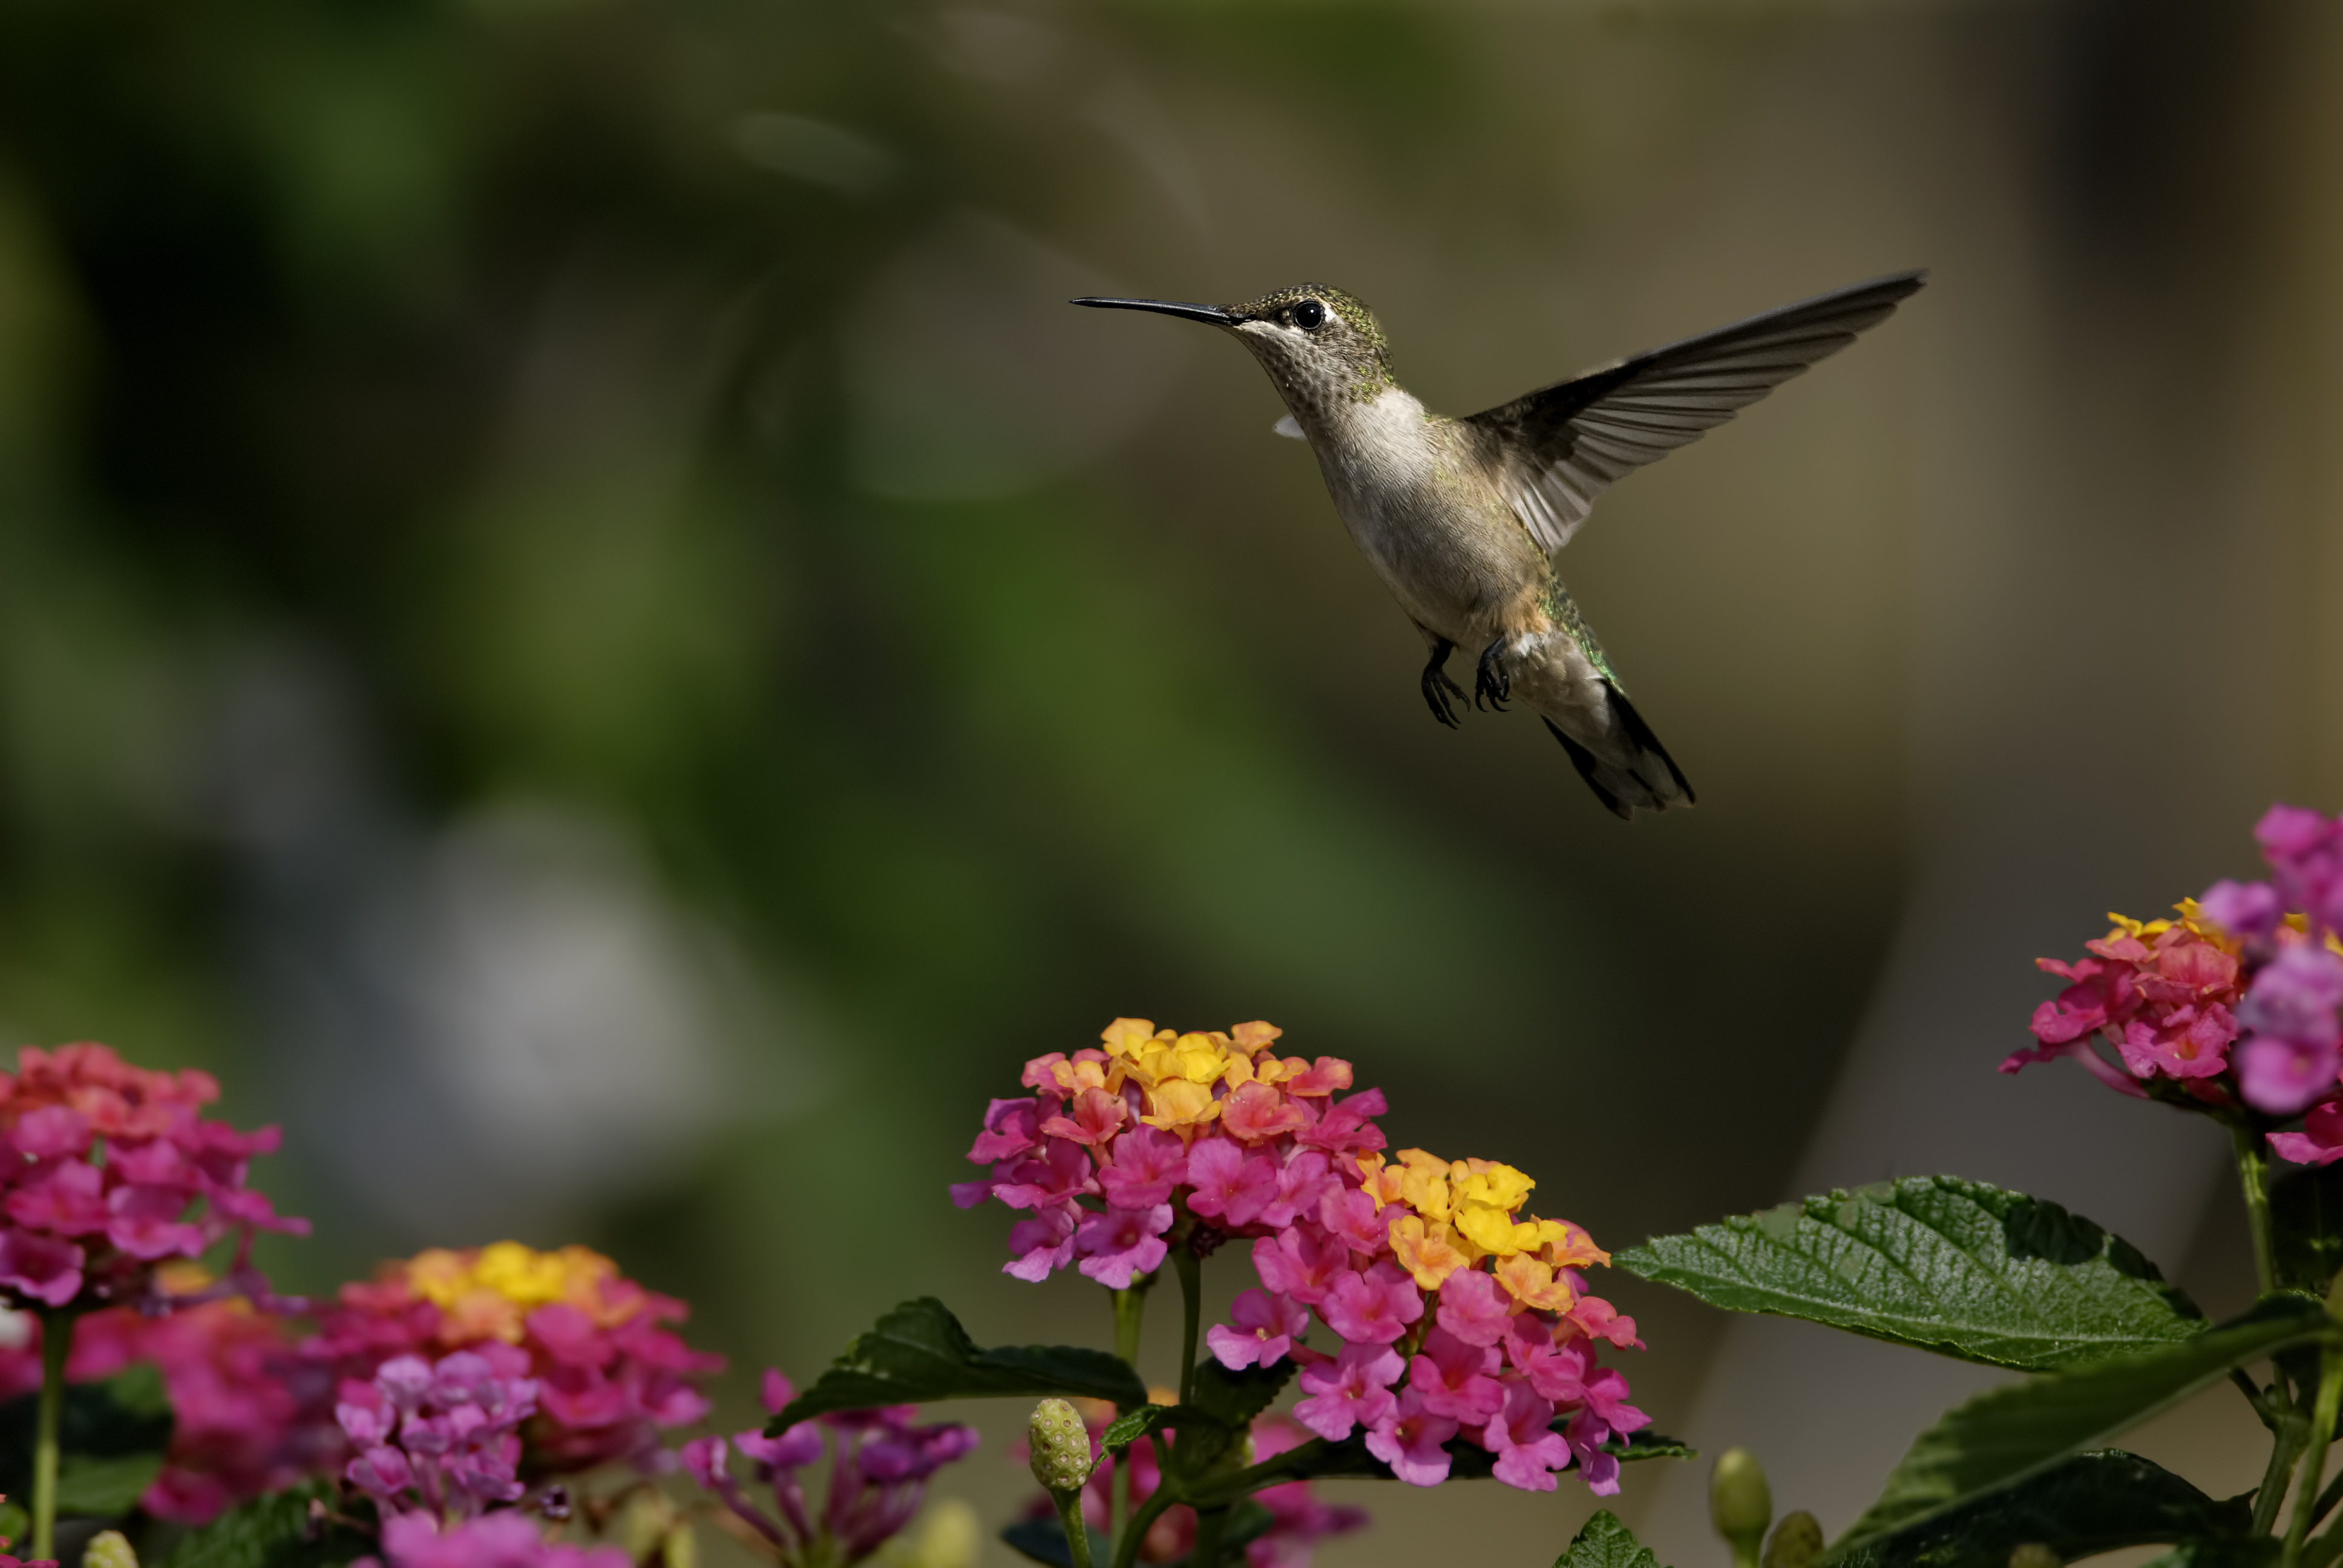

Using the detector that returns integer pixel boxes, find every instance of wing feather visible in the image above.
[1464,270,1925,554]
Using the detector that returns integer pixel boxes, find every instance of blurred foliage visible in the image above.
[0,1,1914,1504]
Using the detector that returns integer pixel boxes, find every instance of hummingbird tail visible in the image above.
[1540,682,1695,822]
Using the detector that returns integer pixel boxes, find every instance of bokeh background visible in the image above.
[4,0,2343,1563]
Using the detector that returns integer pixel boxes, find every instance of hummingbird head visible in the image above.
[1070,283,1395,418]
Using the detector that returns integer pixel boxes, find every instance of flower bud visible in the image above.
[1710,1447,1774,1558]
[1028,1399,1095,1495]
[83,1532,138,1568]
[1763,1512,1823,1568]
[2008,1546,2060,1568]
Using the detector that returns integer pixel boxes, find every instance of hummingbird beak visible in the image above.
[1069,296,1244,328]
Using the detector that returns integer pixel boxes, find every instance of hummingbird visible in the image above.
[1071,271,1924,819]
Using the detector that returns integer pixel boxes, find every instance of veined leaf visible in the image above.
[1556,1512,1671,1568]
[1823,1450,2251,1568]
[1837,1298,2329,1550]
[1618,1176,2204,1371]
[1101,1403,1191,1452]
[772,1298,1147,1429]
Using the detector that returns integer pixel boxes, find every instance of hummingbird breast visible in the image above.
[1305,388,1551,645]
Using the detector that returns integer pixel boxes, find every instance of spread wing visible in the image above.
[1463,270,1925,555]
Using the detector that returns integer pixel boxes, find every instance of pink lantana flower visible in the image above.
[1073,1204,1172,1289]
[1408,1327,1504,1425]
[1319,1264,1422,1346]
[1207,1289,1309,1370]
[1365,1388,1460,1487]
[1481,1383,1572,1492]
[1185,1140,1279,1228]
[1294,1341,1404,1441]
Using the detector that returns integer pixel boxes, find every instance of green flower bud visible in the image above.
[83,1532,139,1568]
[1029,1399,1095,1495]
[1711,1447,1774,1557]
[1763,1512,1823,1568]
[2007,1546,2060,1568]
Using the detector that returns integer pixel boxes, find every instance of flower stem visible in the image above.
[2258,1411,2311,1535]
[1172,1246,1201,1411]
[2236,1123,2280,1298]
[1050,1488,1093,1568]
[1110,1289,1145,1553]
[1108,1489,1176,1568]
[2284,1345,2343,1568]
[1190,1506,1228,1568]
[33,1309,71,1563]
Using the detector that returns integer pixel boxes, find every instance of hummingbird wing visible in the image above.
[1462,269,1925,554]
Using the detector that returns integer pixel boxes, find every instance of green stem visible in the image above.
[2259,1411,2310,1536]
[1051,1488,1093,1568]
[1110,1288,1147,1551]
[1172,1246,1201,1411]
[2284,1346,2343,1568]
[1108,1488,1177,1568]
[1190,1506,1228,1568]
[2238,1123,2280,1299]
[33,1310,70,1562]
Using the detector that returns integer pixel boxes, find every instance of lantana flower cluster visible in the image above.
[2007,803,2343,1161]
[0,1044,305,1312]
[359,1512,630,1568]
[1019,1403,1363,1568]
[683,1370,979,1567]
[339,1351,538,1521]
[957,1019,1647,1495]
[306,1242,723,1474]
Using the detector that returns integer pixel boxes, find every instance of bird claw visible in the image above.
[1475,639,1511,712]
[1420,639,1466,729]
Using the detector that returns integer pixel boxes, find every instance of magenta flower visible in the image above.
[1040,1089,1126,1148]
[1259,1152,1334,1229]
[1251,1227,1348,1308]
[2259,804,2343,933]
[1293,1342,1403,1441]
[2270,1101,2343,1166]
[1481,1383,1571,1492]
[1434,1267,1513,1348]
[1185,1140,1279,1229]
[967,1099,1042,1165]
[1408,1328,1504,1425]
[1316,1189,1389,1258]
[1565,1408,1624,1498]
[1222,1083,1311,1144]
[1320,1264,1423,1345]
[367,1511,629,1568]
[1096,1127,1186,1210]
[1294,1090,1389,1157]
[339,1351,537,1521]
[1073,1204,1172,1289]
[992,1140,1099,1212]
[1207,1289,1310,1370]
[1003,1207,1078,1284]
[2202,879,2284,946]
[1365,1388,1460,1487]
[686,1368,977,1568]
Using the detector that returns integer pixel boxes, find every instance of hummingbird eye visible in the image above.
[1291,299,1326,332]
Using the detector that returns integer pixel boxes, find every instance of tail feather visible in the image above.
[1541,681,1694,820]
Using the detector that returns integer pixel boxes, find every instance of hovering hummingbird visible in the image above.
[1072,272,1924,819]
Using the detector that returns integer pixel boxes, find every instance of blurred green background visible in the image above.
[4,0,2342,1562]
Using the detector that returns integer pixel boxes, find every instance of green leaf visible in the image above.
[771,1298,1147,1429]
[54,1452,165,1517]
[1838,1298,2329,1550]
[1823,1450,2251,1568]
[1000,1518,1111,1568]
[2272,1163,2343,1296]
[1187,1360,1295,1430]
[1556,1512,1670,1568]
[0,1366,175,1518]
[156,1481,375,1568]
[1100,1403,1187,1452]
[1616,1177,2205,1373]
[1604,1431,1696,1461]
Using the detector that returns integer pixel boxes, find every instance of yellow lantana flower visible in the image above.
[1389,1213,1475,1290]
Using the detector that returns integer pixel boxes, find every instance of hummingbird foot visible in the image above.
[1419,638,1466,729]
[1473,638,1512,713]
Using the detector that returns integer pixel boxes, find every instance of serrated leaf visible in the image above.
[1617,1177,2204,1373]
[1556,1512,1670,1568]
[1000,1518,1111,1568]
[1823,1450,2251,1568]
[1101,1403,1184,1452]
[1838,1298,2328,1550]
[156,1481,375,1568]
[771,1298,1147,1429]
[1187,1360,1294,1429]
